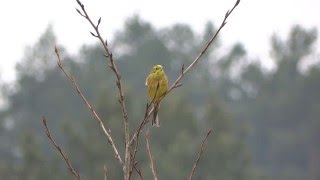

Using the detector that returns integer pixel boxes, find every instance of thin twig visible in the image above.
[130,157,144,180]
[129,107,152,145]
[189,129,213,180]
[129,87,159,146]
[75,1,130,178]
[168,0,240,93]
[104,165,108,180]
[129,103,151,179]
[134,165,144,180]
[130,0,240,145]
[146,129,158,180]
[129,83,161,176]
[42,116,82,180]
[54,47,123,166]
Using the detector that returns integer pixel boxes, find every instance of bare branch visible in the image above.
[133,165,144,180]
[189,129,213,180]
[74,1,130,178]
[129,103,152,179]
[54,46,124,166]
[129,156,144,180]
[146,129,158,180]
[129,106,154,146]
[42,116,82,180]
[129,84,161,146]
[167,0,240,95]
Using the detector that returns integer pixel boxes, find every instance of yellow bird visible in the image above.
[145,65,169,127]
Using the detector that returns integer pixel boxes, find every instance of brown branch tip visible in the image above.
[42,116,82,180]
[53,47,124,167]
[146,129,158,180]
[189,129,212,180]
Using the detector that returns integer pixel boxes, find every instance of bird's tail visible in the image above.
[152,103,160,127]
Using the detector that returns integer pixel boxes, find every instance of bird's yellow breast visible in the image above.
[146,71,168,102]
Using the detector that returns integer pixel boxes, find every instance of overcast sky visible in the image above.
[0,0,319,82]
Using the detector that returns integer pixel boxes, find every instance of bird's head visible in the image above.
[151,65,164,76]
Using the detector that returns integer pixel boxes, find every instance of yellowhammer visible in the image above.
[145,65,169,127]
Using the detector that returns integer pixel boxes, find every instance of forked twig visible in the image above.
[42,116,82,180]
[189,129,213,180]
[54,47,123,166]
[146,129,158,180]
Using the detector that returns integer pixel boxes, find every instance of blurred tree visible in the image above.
[224,25,320,180]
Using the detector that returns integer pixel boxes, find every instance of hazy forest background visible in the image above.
[0,14,320,180]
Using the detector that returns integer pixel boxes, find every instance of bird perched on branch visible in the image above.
[145,65,168,127]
